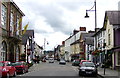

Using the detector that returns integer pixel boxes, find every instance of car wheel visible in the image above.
[13,71,17,77]
[79,71,81,77]
[26,68,28,72]
[22,69,25,74]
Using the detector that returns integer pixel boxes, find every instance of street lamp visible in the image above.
[85,0,97,32]
[85,0,98,65]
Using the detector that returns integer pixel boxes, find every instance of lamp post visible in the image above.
[85,0,97,32]
[84,0,97,64]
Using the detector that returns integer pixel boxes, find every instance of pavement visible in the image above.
[98,67,120,78]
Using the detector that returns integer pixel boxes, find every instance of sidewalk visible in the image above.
[98,67,120,78]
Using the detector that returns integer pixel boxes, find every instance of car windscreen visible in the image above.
[0,62,4,66]
[12,62,22,66]
[82,62,95,67]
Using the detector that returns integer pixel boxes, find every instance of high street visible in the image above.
[17,61,101,78]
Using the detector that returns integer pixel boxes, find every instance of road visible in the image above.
[17,61,101,78]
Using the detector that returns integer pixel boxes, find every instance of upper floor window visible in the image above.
[108,34,111,45]
[16,14,20,35]
[108,29,111,45]
[10,7,14,34]
[1,4,7,29]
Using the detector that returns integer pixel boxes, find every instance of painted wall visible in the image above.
[106,20,114,49]
[114,27,120,46]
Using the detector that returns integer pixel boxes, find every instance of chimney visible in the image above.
[62,41,65,45]
[80,27,86,31]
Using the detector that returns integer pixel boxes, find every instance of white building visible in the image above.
[64,27,86,61]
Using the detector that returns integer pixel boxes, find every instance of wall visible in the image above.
[106,20,114,49]
[114,27,120,46]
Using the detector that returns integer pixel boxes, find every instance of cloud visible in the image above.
[14,0,120,50]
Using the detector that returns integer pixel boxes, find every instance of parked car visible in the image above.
[41,59,46,62]
[72,59,80,66]
[49,58,54,63]
[78,62,98,76]
[12,61,28,74]
[79,60,91,66]
[59,60,66,65]
[0,61,17,77]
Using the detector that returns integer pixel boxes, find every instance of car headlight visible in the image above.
[81,69,85,71]
[2,68,6,71]
[92,68,96,71]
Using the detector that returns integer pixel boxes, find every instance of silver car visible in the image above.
[48,58,54,63]
[59,60,66,65]
[78,62,98,77]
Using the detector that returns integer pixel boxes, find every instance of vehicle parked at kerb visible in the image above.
[78,62,98,77]
[79,60,91,66]
[12,61,28,74]
[0,61,17,77]
[59,59,66,65]
[72,59,80,66]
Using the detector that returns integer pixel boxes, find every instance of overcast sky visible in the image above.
[14,0,120,50]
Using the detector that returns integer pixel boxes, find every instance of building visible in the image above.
[33,42,43,62]
[103,11,120,69]
[64,27,86,61]
[21,30,34,63]
[0,0,24,61]
[92,27,106,65]
[79,31,94,60]
[59,41,65,60]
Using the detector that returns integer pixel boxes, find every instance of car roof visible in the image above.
[81,60,91,62]
[0,61,10,63]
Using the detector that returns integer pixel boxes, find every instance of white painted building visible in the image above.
[64,27,86,61]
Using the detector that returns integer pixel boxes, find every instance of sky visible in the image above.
[13,0,120,50]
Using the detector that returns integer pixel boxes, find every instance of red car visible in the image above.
[79,60,91,66]
[12,61,28,74]
[0,61,17,77]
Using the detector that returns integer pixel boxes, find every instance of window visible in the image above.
[16,47,19,61]
[10,7,14,34]
[108,34,110,45]
[1,42,7,61]
[1,4,7,28]
[108,29,111,45]
[16,14,20,35]
[118,52,120,65]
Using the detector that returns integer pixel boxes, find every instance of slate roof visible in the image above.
[23,30,34,37]
[80,33,94,41]
[85,37,94,45]
[105,11,120,25]
[22,30,34,45]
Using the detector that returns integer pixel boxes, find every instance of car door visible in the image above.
[6,62,14,76]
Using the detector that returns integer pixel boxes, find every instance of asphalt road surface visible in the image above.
[17,61,101,78]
